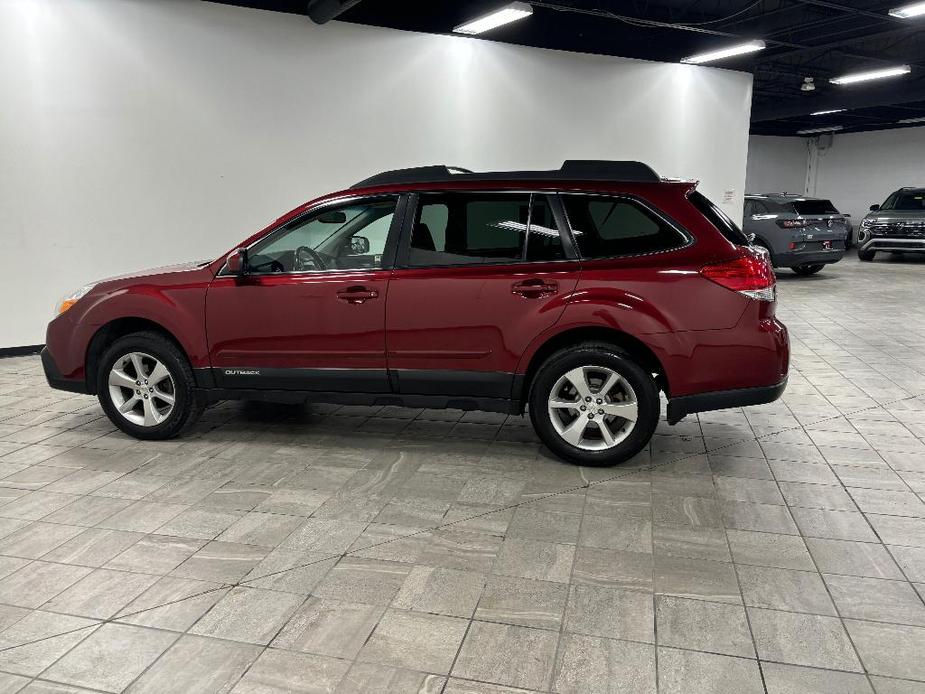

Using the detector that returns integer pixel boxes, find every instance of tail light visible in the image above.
[700,251,776,302]
[776,218,805,228]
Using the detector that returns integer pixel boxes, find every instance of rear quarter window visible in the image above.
[689,191,750,246]
[561,194,687,259]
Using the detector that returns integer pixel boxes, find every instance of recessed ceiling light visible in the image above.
[797,126,845,135]
[453,2,533,35]
[830,65,911,85]
[681,40,766,64]
[889,1,925,18]
[810,109,846,116]
[898,116,925,124]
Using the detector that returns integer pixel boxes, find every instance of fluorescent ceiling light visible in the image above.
[890,1,925,18]
[797,126,845,135]
[453,2,532,35]
[810,108,845,115]
[681,40,766,64]
[898,116,925,124]
[830,65,911,85]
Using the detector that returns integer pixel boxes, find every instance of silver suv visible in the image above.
[857,188,925,262]
[744,194,848,275]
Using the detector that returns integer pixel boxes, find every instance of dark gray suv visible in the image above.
[857,188,925,261]
[744,194,848,275]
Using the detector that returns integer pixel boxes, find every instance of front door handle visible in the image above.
[512,278,558,298]
[337,286,379,304]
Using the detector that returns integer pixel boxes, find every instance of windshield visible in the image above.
[792,199,839,216]
[881,190,925,211]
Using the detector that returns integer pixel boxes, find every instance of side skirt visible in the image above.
[196,387,521,415]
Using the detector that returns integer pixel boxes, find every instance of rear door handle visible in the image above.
[337,286,379,304]
[512,279,558,298]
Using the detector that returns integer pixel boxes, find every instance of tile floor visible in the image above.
[1,252,925,693]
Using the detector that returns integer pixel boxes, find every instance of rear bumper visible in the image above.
[772,249,845,267]
[42,348,90,394]
[667,377,787,425]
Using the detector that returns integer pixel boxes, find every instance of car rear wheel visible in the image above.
[790,264,824,276]
[529,342,659,467]
[858,249,876,262]
[97,331,204,440]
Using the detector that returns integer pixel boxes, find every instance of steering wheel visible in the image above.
[294,246,326,271]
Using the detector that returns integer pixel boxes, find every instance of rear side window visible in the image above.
[407,193,563,266]
[792,199,839,215]
[689,191,750,246]
[562,195,686,259]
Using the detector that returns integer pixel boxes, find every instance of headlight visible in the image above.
[860,218,873,228]
[54,285,95,317]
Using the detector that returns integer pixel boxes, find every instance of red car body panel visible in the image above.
[44,173,789,421]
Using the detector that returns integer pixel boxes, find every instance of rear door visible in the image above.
[385,191,580,401]
[792,198,848,251]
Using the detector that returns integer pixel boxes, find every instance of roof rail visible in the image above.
[351,160,660,189]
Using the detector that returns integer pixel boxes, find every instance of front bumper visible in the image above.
[859,236,925,253]
[41,348,90,394]
[667,377,788,425]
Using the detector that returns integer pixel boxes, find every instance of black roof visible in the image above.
[351,160,661,189]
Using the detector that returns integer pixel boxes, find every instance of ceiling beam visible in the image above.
[752,78,925,120]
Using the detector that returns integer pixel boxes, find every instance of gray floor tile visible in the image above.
[43,623,178,692]
[790,508,878,542]
[564,583,653,643]
[0,610,99,677]
[358,609,468,675]
[492,538,575,583]
[652,523,731,563]
[41,528,144,567]
[105,534,205,574]
[572,547,653,592]
[474,574,567,630]
[231,648,350,693]
[552,633,655,694]
[242,548,338,595]
[578,513,651,553]
[748,607,862,671]
[727,529,815,570]
[215,511,304,547]
[889,544,925,582]
[452,621,558,690]
[273,597,386,659]
[736,564,836,615]
[392,565,485,618]
[43,568,158,619]
[761,662,874,694]
[655,595,753,657]
[170,541,268,583]
[313,557,411,605]
[720,500,798,534]
[825,573,925,626]
[127,634,261,693]
[807,538,904,579]
[509,508,582,545]
[337,662,445,694]
[190,585,303,644]
[845,619,925,680]
[654,555,740,604]
[657,647,763,694]
[115,576,228,631]
[0,561,92,608]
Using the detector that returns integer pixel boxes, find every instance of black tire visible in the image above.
[528,342,659,467]
[790,264,824,276]
[857,249,876,262]
[96,331,204,440]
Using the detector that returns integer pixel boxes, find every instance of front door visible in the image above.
[386,192,581,401]
[206,195,403,392]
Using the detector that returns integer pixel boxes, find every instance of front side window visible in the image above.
[407,193,563,267]
[248,197,398,273]
[563,194,688,258]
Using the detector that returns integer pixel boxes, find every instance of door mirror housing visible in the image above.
[226,248,248,275]
[349,235,370,255]
[869,204,880,211]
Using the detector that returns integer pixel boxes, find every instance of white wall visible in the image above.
[745,135,807,195]
[811,126,925,222]
[0,0,754,347]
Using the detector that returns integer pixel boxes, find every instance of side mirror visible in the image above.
[350,235,370,255]
[226,247,248,275]
[869,204,880,211]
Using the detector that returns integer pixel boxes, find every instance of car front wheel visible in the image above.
[857,249,876,261]
[529,343,659,467]
[97,331,204,440]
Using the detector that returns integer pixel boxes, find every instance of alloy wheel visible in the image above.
[547,365,639,451]
[108,352,176,427]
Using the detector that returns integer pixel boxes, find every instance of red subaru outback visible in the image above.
[43,161,788,466]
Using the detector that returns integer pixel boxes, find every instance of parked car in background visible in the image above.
[43,161,789,467]
[744,194,849,275]
[857,187,925,261]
